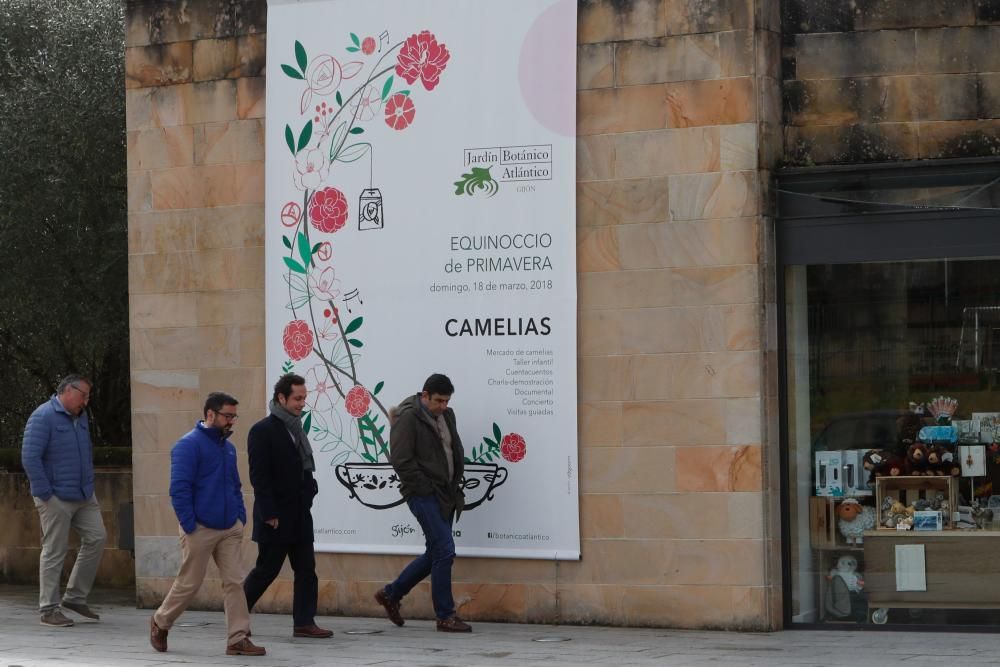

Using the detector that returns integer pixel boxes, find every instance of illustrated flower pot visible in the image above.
[461,463,508,511]
[335,462,405,509]
[335,461,509,512]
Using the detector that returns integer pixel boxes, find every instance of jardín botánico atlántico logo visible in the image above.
[454,144,553,198]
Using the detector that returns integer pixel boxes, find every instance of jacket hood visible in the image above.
[392,393,439,427]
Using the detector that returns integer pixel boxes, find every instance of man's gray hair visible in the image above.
[56,374,92,394]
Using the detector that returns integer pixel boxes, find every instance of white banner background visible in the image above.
[265,0,578,559]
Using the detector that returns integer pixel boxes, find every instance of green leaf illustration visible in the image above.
[297,120,313,153]
[285,125,295,155]
[311,242,322,254]
[302,411,313,434]
[281,64,305,80]
[346,46,360,53]
[373,380,384,396]
[328,122,348,161]
[336,91,343,107]
[493,422,502,442]
[297,232,312,269]
[347,338,363,348]
[349,126,364,135]
[294,40,307,73]
[453,166,499,198]
[344,316,363,334]
[337,143,370,163]
[381,75,394,101]
[283,257,307,274]
[350,32,360,47]
[285,295,310,310]
[399,89,410,96]
[361,452,375,463]
[282,235,292,249]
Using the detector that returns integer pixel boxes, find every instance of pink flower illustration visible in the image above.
[351,84,382,122]
[500,433,526,463]
[345,385,371,418]
[282,320,313,361]
[395,31,450,91]
[384,93,415,131]
[308,266,341,300]
[280,202,301,228]
[310,187,349,233]
[362,36,376,55]
[293,148,329,191]
[315,241,332,262]
[305,364,339,414]
[306,55,343,96]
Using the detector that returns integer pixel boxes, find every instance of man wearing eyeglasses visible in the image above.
[22,374,107,628]
[148,392,266,657]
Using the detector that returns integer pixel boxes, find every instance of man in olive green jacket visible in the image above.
[374,374,470,632]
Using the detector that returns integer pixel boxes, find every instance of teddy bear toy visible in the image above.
[906,441,930,475]
[837,498,876,546]
[926,443,961,476]
[863,449,905,483]
[897,411,925,448]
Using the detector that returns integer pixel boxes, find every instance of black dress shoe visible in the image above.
[293,624,333,638]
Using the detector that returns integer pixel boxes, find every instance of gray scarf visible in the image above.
[269,399,315,472]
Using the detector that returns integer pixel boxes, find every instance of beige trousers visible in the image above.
[34,494,107,613]
[153,521,250,646]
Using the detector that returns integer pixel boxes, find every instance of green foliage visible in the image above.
[0,0,129,448]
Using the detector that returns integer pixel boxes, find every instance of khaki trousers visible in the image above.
[153,521,250,646]
[34,495,107,613]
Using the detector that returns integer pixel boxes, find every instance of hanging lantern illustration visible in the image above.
[358,188,384,230]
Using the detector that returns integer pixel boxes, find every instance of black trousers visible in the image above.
[243,540,318,627]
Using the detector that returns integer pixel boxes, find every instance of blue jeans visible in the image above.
[385,494,456,619]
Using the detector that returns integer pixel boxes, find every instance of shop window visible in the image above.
[785,258,1000,626]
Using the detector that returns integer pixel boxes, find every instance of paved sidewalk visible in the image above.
[0,585,998,666]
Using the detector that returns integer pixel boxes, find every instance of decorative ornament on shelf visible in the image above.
[927,396,958,424]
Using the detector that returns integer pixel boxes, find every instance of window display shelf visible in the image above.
[862,530,1000,621]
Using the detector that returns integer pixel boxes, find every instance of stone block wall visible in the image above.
[783,0,1000,165]
[0,471,134,587]
[126,0,780,629]
[125,0,269,612]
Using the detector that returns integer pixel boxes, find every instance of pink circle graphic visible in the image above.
[518,0,576,137]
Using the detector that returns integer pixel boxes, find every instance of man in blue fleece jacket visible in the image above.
[149,392,265,657]
[22,374,107,628]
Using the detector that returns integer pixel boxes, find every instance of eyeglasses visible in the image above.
[70,385,91,400]
[216,412,239,421]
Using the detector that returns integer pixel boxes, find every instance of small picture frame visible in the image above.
[913,510,943,531]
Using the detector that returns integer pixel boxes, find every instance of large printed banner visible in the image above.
[265,0,578,559]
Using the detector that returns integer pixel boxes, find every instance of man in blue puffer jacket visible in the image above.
[22,374,107,628]
[148,392,266,657]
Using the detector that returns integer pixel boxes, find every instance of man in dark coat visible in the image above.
[374,373,470,632]
[242,373,332,639]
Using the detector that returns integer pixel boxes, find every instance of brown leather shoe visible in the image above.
[226,637,266,656]
[374,589,404,626]
[293,624,333,638]
[40,610,74,627]
[149,616,167,652]
[62,601,100,620]
[436,616,472,633]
